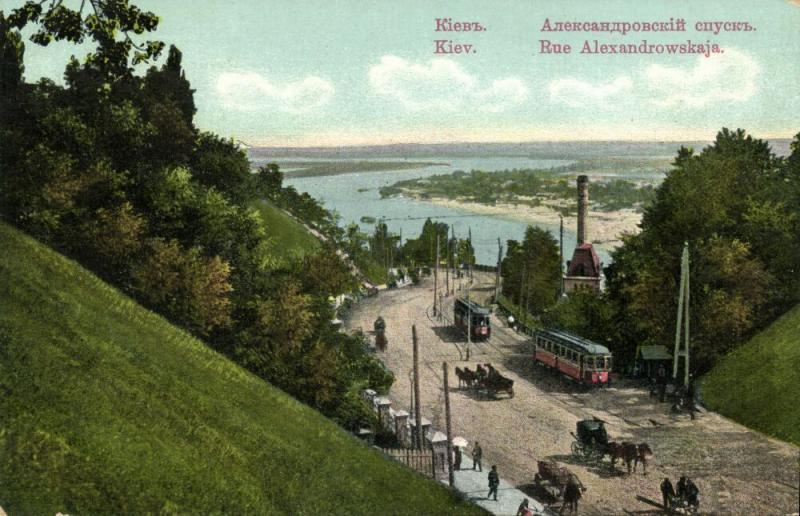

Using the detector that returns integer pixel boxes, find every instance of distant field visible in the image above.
[702,304,800,446]
[0,222,481,514]
[251,201,320,262]
[278,160,448,178]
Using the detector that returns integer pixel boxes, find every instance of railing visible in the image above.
[379,447,438,479]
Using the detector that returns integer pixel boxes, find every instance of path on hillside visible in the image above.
[345,274,800,515]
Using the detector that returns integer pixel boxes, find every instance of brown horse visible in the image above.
[455,366,476,388]
[604,442,637,474]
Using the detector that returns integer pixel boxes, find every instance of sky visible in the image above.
[11,0,800,146]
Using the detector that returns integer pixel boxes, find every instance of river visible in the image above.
[255,156,612,266]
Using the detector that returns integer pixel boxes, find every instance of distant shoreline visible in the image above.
[405,194,642,251]
[276,160,449,178]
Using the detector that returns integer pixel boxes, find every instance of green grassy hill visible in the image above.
[0,222,479,514]
[702,304,800,446]
[253,200,320,263]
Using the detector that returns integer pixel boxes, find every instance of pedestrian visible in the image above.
[560,477,582,515]
[472,442,483,472]
[454,445,462,470]
[657,363,667,402]
[487,465,499,501]
[516,497,533,516]
[660,477,675,510]
[685,478,700,509]
[676,475,688,504]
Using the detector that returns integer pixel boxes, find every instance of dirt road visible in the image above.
[345,274,800,515]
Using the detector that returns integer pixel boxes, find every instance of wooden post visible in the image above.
[443,362,454,487]
[434,236,440,316]
[495,237,502,301]
[413,325,422,450]
[559,215,565,297]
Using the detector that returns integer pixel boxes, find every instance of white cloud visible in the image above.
[645,49,759,108]
[548,76,633,108]
[368,55,528,112]
[216,72,334,113]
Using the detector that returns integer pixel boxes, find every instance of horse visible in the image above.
[633,443,653,474]
[455,366,476,388]
[604,442,637,474]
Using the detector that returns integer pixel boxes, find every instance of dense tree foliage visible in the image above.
[0,3,390,430]
[603,129,800,373]
[500,226,561,315]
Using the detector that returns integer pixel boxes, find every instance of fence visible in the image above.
[380,447,437,478]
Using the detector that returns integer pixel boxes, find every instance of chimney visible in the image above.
[577,175,589,245]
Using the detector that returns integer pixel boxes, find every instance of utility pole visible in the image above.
[451,226,457,294]
[495,237,502,301]
[443,362,454,487]
[559,215,565,297]
[673,242,691,388]
[466,270,472,361]
[518,260,527,323]
[434,235,440,316]
[468,226,473,281]
[445,229,450,296]
[412,325,422,450]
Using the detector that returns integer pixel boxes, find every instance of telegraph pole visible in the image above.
[468,226,473,281]
[495,237,502,301]
[467,269,472,360]
[673,242,691,388]
[445,230,450,296]
[443,362,454,487]
[518,260,527,323]
[559,215,565,297]
[434,236,440,316]
[412,325,422,449]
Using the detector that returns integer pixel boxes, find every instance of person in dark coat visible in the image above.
[660,477,675,510]
[472,442,483,472]
[685,478,700,508]
[676,476,688,503]
[454,446,462,470]
[560,477,582,515]
[487,465,499,501]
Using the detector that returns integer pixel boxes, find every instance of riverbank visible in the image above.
[410,195,642,250]
[278,160,449,178]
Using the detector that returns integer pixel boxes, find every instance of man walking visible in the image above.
[487,465,499,501]
[472,442,483,472]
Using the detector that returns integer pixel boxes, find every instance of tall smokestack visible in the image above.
[577,175,589,245]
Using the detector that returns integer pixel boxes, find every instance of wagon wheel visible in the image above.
[570,441,583,458]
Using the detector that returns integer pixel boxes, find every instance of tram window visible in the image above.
[585,357,594,369]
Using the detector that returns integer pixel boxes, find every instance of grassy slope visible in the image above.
[702,304,800,446]
[0,222,480,515]
[253,200,320,262]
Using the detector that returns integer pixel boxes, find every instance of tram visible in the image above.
[532,329,612,386]
[454,298,491,340]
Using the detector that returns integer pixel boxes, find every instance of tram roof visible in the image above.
[535,328,611,356]
[455,297,490,315]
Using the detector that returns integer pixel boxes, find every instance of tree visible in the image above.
[132,239,233,336]
[7,0,164,81]
[501,226,560,315]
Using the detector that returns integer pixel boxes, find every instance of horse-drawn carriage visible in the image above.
[454,363,514,398]
[570,418,654,474]
[533,460,585,502]
[570,418,609,462]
